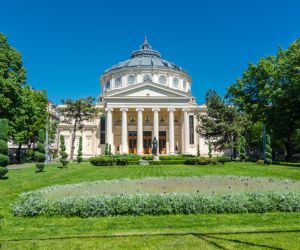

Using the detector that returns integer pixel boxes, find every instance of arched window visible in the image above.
[105,81,111,91]
[173,77,179,88]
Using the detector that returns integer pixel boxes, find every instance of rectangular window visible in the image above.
[100,116,106,144]
[189,115,194,145]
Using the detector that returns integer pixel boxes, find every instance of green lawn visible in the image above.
[1,162,300,249]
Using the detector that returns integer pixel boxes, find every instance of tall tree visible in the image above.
[0,33,48,162]
[227,38,300,160]
[197,90,248,159]
[58,97,99,161]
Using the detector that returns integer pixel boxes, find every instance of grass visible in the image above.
[1,161,300,249]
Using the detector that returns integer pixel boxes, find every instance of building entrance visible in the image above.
[143,131,152,154]
[128,131,137,154]
[159,131,166,154]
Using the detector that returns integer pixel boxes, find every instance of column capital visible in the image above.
[136,107,144,112]
[182,108,190,112]
[120,108,128,112]
[105,107,114,112]
[167,108,176,112]
[152,108,160,112]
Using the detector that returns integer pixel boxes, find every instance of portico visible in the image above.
[105,106,191,155]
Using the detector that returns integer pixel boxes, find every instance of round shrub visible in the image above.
[36,163,45,172]
[36,142,45,154]
[0,167,8,179]
[0,154,9,167]
[60,159,69,167]
[116,157,128,166]
[59,151,68,159]
[77,156,83,163]
[256,159,265,165]
[0,139,8,155]
[34,151,46,163]
[90,156,115,166]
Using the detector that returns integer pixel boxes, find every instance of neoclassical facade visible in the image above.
[58,38,215,157]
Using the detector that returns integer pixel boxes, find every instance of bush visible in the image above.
[36,142,45,154]
[90,156,115,166]
[59,135,69,167]
[0,167,8,179]
[13,191,300,217]
[0,139,8,155]
[34,151,46,163]
[265,135,272,165]
[159,155,186,161]
[116,157,128,166]
[60,159,69,167]
[149,160,185,165]
[184,157,198,165]
[36,163,45,172]
[0,155,9,167]
[197,157,208,165]
[217,156,230,165]
[256,159,265,165]
[273,162,300,167]
[142,155,154,161]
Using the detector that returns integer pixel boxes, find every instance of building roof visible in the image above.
[104,37,189,75]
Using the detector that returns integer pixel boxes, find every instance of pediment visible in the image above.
[103,83,191,98]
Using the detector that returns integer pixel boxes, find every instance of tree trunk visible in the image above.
[284,141,293,161]
[16,143,22,164]
[69,121,77,161]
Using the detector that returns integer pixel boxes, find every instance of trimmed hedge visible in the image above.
[0,139,8,155]
[12,191,300,217]
[36,163,45,172]
[34,151,46,163]
[0,154,9,167]
[0,167,8,178]
[90,156,115,166]
[149,160,185,165]
[184,157,230,165]
[273,161,300,167]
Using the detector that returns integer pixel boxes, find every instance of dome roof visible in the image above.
[104,37,188,74]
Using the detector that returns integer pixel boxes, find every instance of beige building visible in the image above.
[58,38,216,157]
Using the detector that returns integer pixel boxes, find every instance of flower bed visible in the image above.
[12,176,300,217]
[13,191,300,217]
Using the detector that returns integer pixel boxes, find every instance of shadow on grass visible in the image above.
[1,229,299,248]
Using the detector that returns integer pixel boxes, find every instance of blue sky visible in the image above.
[1,0,299,104]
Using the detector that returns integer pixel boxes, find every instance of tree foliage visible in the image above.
[0,119,9,169]
[58,97,99,161]
[0,33,48,163]
[197,90,248,159]
[227,38,300,160]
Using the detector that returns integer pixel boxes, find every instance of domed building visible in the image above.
[58,38,214,156]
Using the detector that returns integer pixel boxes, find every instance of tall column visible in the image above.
[105,107,114,149]
[168,108,175,155]
[183,108,189,154]
[136,108,144,154]
[152,108,160,154]
[120,108,128,154]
